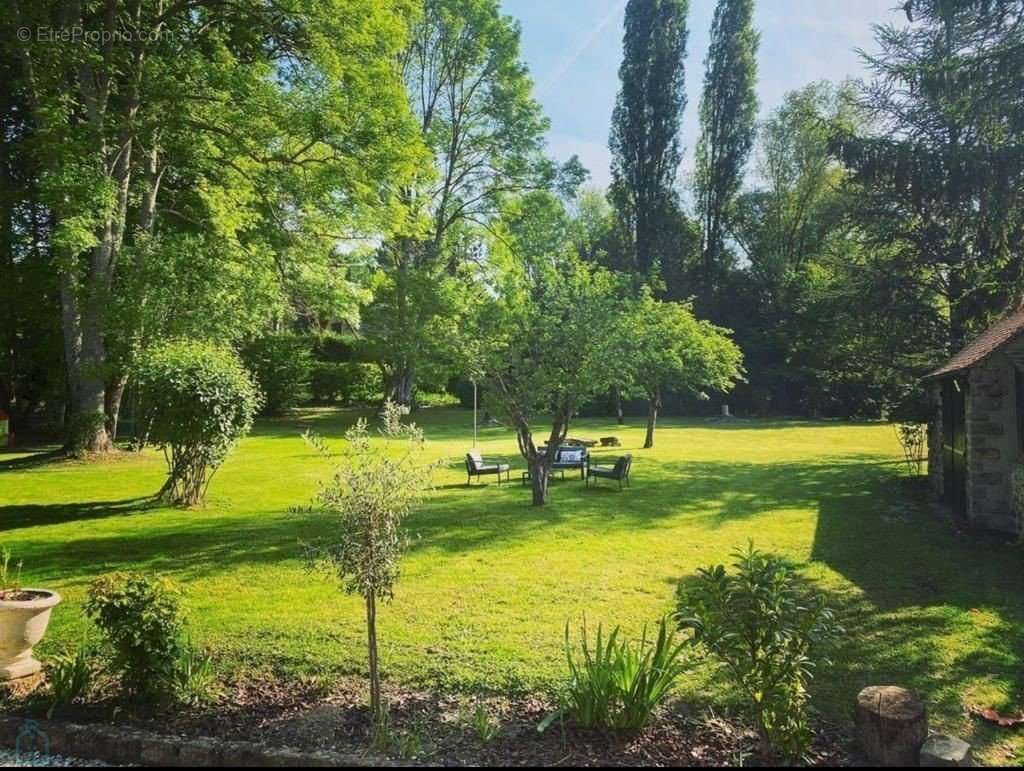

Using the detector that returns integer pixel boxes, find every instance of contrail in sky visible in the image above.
[536,0,626,96]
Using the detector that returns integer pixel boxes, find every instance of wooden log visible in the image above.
[855,685,928,766]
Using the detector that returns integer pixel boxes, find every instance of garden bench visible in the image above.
[586,454,632,490]
[521,446,589,484]
[464,450,511,485]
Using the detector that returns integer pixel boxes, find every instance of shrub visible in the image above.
[675,543,839,762]
[135,339,261,505]
[243,334,313,415]
[45,641,97,717]
[310,361,382,405]
[84,573,184,700]
[541,616,688,731]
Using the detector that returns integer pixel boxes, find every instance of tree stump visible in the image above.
[855,685,928,766]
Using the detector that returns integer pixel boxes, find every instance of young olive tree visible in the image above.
[472,256,625,505]
[301,402,437,726]
[134,340,260,506]
[617,289,744,448]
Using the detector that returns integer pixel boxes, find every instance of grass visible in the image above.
[3,407,1024,763]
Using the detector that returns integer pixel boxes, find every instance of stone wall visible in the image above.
[966,351,1018,533]
[1013,463,1024,534]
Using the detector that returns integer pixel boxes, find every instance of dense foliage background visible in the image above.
[2,0,1022,446]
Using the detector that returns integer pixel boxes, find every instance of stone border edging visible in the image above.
[0,715,416,767]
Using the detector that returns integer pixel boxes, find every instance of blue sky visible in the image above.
[502,0,904,188]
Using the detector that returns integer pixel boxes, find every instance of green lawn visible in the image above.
[3,408,1024,763]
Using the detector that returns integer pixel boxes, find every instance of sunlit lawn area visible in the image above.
[4,407,1024,762]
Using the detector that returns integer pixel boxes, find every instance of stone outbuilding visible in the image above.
[924,308,1024,534]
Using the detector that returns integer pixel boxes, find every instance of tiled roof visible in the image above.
[925,307,1024,379]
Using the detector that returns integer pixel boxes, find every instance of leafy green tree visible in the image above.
[609,0,691,284]
[7,0,423,452]
[301,402,437,729]
[694,0,759,308]
[471,212,626,504]
[0,53,63,439]
[369,0,552,405]
[618,290,743,448]
[838,0,1024,348]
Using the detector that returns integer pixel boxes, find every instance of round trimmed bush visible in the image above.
[135,340,261,506]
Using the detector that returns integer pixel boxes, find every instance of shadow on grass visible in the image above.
[0,447,67,472]
[0,496,158,533]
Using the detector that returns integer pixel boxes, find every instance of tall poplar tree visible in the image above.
[608,0,690,284]
[694,0,759,306]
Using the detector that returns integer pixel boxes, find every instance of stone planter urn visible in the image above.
[0,589,61,680]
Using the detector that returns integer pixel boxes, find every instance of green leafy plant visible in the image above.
[675,543,839,762]
[894,423,927,477]
[541,615,688,731]
[134,339,261,505]
[368,704,432,760]
[243,334,313,416]
[170,643,222,707]
[84,572,184,700]
[45,640,97,717]
[465,702,501,744]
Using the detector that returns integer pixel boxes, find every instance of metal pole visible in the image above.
[473,380,478,447]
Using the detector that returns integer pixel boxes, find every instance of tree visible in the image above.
[7,0,423,452]
[609,0,691,284]
[726,82,865,415]
[694,0,759,309]
[618,289,743,448]
[837,0,1024,349]
[301,402,437,728]
[472,215,625,504]
[368,0,552,405]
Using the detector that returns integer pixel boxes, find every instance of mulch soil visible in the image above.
[5,676,857,766]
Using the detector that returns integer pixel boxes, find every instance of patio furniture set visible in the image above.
[464,446,633,491]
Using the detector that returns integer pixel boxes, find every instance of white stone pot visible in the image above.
[0,589,61,680]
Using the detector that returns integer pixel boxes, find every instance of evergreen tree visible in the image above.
[608,0,690,284]
[838,0,1024,349]
[694,0,759,310]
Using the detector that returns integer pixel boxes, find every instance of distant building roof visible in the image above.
[925,307,1024,380]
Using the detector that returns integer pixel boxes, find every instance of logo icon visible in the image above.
[15,719,50,763]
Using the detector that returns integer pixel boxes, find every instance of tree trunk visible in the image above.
[529,457,550,506]
[388,366,415,407]
[644,389,660,449]
[68,303,113,454]
[105,373,128,443]
[365,592,382,724]
[614,387,624,425]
